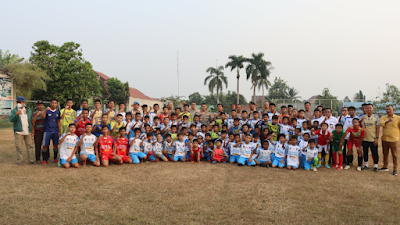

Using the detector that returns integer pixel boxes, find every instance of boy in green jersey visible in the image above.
[268,115,280,141]
[330,124,345,170]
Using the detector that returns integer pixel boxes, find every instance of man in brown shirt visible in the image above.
[199,103,212,126]
[379,105,400,175]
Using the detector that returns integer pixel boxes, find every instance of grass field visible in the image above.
[1,128,399,225]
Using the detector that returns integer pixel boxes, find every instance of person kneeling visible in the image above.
[95,125,122,167]
[237,134,258,166]
[211,139,228,164]
[59,124,80,169]
[254,141,273,167]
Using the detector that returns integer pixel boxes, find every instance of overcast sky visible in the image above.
[2,0,399,102]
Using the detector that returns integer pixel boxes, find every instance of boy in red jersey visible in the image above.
[74,109,92,137]
[340,118,365,171]
[114,127,132,164]
[311,123,331,168]
[95,125,122,167]
[190,139,202,163]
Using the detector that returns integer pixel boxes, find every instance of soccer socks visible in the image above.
[358,156,363,167]
[42,149,49,161]
[53,149,58,160]
[332,153,337,166]
[347,155,352,165]
[313,157,318,166]
[339,155,343,167]
[190,154,195,161]
[325,154,329,165]
[318,153,322,164]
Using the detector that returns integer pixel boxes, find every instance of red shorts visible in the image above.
[347,141,361,149]
[118,154,129,163]
[101,154,115,161]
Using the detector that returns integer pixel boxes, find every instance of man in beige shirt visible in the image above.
[379,105,400,175]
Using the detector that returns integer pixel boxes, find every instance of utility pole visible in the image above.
[177,51,180,97]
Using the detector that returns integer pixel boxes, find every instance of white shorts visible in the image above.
[318,144,329,154]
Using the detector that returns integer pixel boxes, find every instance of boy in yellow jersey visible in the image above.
[90,100,103,125]
[60,98,77,134]
[111,114,126,138]
[360,103,380,172]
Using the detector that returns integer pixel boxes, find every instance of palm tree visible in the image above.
[287,87,299,101]
[204,66,227,104]
[225,55,246,104]
[255,73,272,105]
[246,52,272,102]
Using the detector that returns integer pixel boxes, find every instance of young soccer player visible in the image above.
[204,140,215,162]
[190,139,202,163]
[172,133,187,162]
[237,134,258,166]
[95,126,123,167]
[90,99,103,125]
[41,98,61,165]
[240,111,249,127]
[340,118,365,171]
[229,118,242,134]
[254,141,273,167]
[114,102,126,121]
[78,123,100,166]
[269,115,280,141]
[311,123,331,168]
[228,134,241,163]
[60,98,77,134]
[286,136,301,170]
[111,114,126,138]
[297,110,307,128]
[76,99,90,118]
[298,133,310,168]
[279,116,291,140]
[279,106,289,123]
[153,133,169,162]
[249,111,261,133]
[59,124,79,169]
[330,124,345,170]
[272,134,287,168]
[92,114,111,137]
[163,133,175,160]
[104,100,116,123]
[114,128,132,164]
[302,139,318,171]
[211,139,228,163]
[141,133,155,161]
[129,128,147,164]
[227,109,237,129]
[74,108,92,138]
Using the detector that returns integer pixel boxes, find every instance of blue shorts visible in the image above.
[254,159,271,164]
[80,153,97,162]
[167,153,173,159]
[271,153,276,162]
[304,157,318,170]
[173,155,185,161]
[299,155,306,168]
[43,132,59,147]
[238,157,256,166]
[61,157,78,165]
[287,165,298,169]
[130,152,146,164]
[229,155,240,163]
[272,157,286,168]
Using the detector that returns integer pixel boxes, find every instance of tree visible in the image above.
[3,60,48,100]
[0,50,23,68]
[287,87,299,101]
[223,91,247,107]
[343,96,351,102]
[268,77,289,101]
[225,55,246,104]
[188,92,203,105]
[317,88,341,112]
[204,65,227,104]
[29,41,101,106]
[353,90,366,102]
[107,78,130,104]
[160,95,185,108]
[374,83,400,112]
[245,52,272,102]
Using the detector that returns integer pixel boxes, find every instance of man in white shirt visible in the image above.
[322,108,338,164]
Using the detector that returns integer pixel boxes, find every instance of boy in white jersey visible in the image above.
[152,133,169,162]
[254,141,273,167]
[272,134,287,168]
[279,116,291,140]
[249,111,261,133]
[163,133,175,160]
[78,123,100,167]
[129,128,147,164]
[227,109,237,129]
[172,133,187,162]
[59,124,79,169]
[141,133,156,162]
[237,134,258,166]
[302,139,318,171]
[286,136,301,170]
[240,111,250,127]
[297,110,307,128]
[229,134,242,163]
[298,133,310,168]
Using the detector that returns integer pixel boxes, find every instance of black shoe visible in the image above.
[379,167,389,172]
[374,168,379,172]
[238,163,243,166]
[361,166,369,171]
[393,170,397,176]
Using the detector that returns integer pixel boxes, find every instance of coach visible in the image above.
[380,105,400,175]
[9,96,35,165]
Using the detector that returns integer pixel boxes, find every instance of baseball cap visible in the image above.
[133,101,140,105]
[36,100,44,105]
[16,96,25,102]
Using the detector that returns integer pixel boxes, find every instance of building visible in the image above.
[0,69,16,116]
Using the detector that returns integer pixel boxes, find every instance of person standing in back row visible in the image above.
[41,99,61,165]
[360,103,380,172]
[9,96,35,165]
[379,105,400,175]
[32,101,46,164]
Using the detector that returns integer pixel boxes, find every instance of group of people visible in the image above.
[9,96,400,175]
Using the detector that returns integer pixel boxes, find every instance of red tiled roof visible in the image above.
[130,87,158,101]
[94,70,111,81]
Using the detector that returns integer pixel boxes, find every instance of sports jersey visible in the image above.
[342,115,359,139]
[153,142,163,154]
[361,114,380,142]
[300,128,311,140]
[286,145,301,167]
[274,142,287,158]
[129,138,142,153]
[268,123,280,141]
[114,137,129,155]
[240,118,250,126]
[79,133,97,155]
[348,127,365,143]
[149,112,158,125]
[126,120,143,132]
[59,133,79,160]
[314,129,330,146]
[90,109,103,126]
[185,139,194,151]
[164,140,175,154]
[142,139,154,154]
[104,109,115,123]
[74,118,92,137]
[311,117,323,128]
[279,124,291,140]
[240,142,256,159]
[76,109,92,118]
[179,121,191,130]
[298,139,308,155]
[304,146,318,161]
[268,112,280,119]
[60,108,77,133]
[111,121,126,138]
[258,147,272,162]
[229,142,241,156]
[249,119,261,131]
[296,118,307,128]
[332,130,345,147]
[191,122,202,130]
[44,109,60,133]
[92,122,111,137]
[229,125,242,134]
[210,131,220,140]
[174,141,186,157]
[98,135,114,155]
[226,118,235,129]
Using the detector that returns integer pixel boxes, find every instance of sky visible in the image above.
[1,0,400,102]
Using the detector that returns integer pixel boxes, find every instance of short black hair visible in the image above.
[94,99,101,104]
[308,139,316,144]
[66,98,73,102]
[335,124,343,128]
[82,108,89,113]
[68,123,76,128]
[119,127,126,131]
[85,123,92,126]
[272,115,278,120]
[50,98,58,103]
[81,99,88,103]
